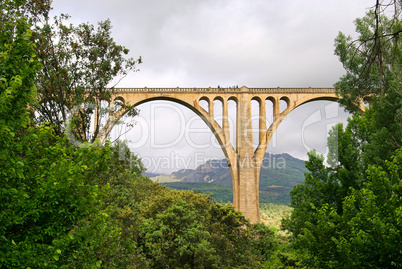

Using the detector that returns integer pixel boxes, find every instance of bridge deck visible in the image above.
[112,87,336,94]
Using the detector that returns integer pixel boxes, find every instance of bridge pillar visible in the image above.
[232,89,261,223]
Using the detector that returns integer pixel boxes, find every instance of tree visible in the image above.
[138,189,277,268]
[334,0,401,108]
[283,2,402,267]
[284,147,402,268]
[333,149,402,268]
[0,0,40,135]
[334,0,401,167]
[0,2,130,267]
[139,198,216,268]
[0,126,116,268]
[29,1,141,143]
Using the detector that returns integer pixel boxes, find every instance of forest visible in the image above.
[0,0,400,268]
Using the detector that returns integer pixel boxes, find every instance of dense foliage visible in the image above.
[283,1,402,268]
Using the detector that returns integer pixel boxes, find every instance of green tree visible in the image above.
[0,126,116,268]
[138,189,278,268]
[139,198,216,268]
[0,0,40,135]
[333,0,401,161]
[0,2,128,267]
[283,2,401,267]
[333,149,402,267]
[93,141,158,268]
[27,1,141,143]
[284,147,402,268]
[334,0,401,109]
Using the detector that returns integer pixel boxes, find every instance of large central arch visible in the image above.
[131,96,233,162]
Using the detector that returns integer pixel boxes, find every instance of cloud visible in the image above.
[50,0,367,172]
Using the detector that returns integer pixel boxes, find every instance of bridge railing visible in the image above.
[248,88,335,93]
[112,87,336,94]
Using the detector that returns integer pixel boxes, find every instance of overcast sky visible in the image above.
[51,0,372,174]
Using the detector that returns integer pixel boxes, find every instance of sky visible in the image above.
[51,0,372,174]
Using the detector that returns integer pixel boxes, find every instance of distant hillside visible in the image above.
[143,172,164,178]
[155,153,308,205]
[164,182,233,203]
[174,158,231,186]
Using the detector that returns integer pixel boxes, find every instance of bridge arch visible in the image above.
[198,96,210,112]
[265,96,276,108]
[290,95,364,115]
[213,96,225,102]
[266,99,352,161]
[293,95,340,109]
[110,95,234,163]
[251,96,263,104]
[228,96,239,103]
[113,96,126,103]
[91,87,359,223]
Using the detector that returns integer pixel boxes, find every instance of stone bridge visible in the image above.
[94,86,363,223]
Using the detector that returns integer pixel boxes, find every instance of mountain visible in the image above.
[174,158,231,186]
[172,153,306,188]
[157,153,308,205]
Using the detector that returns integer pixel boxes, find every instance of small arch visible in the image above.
[228,96,238,103]
[279,96,290,113]
[213,98,223,128]
[251,99,260,151]
[362,96,371,108]
[98,99,109,107]
[113,97,125,112]
[98,99,110,127]
[114,96,125,104]
[251,96,262,104]
[265,97,275,126]
[228,98,237,150]
[199,96,210,113]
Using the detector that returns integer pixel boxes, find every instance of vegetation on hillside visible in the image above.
[260,203,293,229]
[164,182,234,203]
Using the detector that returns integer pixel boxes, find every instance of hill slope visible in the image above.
[154,153,308,204]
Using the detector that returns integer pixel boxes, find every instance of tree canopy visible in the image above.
[283,1,402,268]
[16,0,142,143]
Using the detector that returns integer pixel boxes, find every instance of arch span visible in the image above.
[92,87,359,223]
[129,96,233,162]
